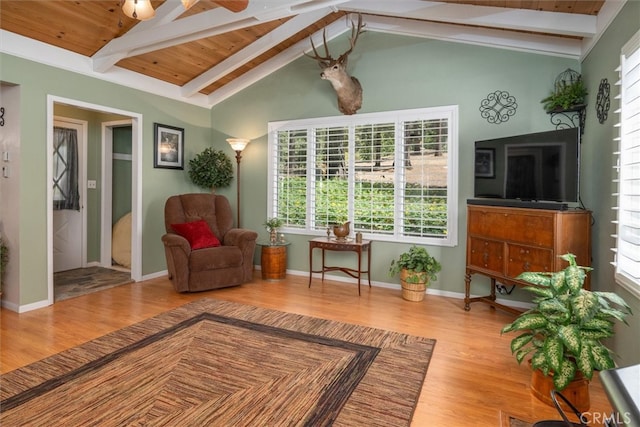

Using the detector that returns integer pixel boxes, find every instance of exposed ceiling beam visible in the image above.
[364,15,582,58]
[93,0,279,72]
[207,18,352,106]
[339,0,597,38]
[92,0,348,73]
[181,7,338,97]
[0,30,210,107]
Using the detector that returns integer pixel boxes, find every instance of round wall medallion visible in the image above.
[479,90,518,124]
[596,78,610,124]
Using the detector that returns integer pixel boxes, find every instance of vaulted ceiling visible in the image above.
[1,0,622,108]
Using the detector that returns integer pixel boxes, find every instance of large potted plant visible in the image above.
[501,253,632,411]
[0,234,8,296]
[188,148,234,192]
[389,245,441,302]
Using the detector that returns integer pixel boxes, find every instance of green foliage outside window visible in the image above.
[276,176,447,237]
[270,107,454,242]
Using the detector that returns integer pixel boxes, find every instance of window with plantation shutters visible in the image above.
[267,106,458,246]
[612,29,640,297]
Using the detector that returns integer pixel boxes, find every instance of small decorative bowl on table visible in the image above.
[332,221,350,241]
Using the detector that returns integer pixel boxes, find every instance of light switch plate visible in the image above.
[88,180,97,189]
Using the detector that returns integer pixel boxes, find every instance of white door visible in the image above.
[53,119,86,273]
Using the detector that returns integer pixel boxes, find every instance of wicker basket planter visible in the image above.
[400,269,428,302]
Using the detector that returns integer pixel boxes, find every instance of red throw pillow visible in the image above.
[171,220,221,250]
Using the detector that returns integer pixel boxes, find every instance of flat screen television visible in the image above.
[471,128,580,210]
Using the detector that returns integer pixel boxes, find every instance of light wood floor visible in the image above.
[1,272,614,426]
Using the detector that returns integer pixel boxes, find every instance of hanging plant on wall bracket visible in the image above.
[541,69,588,113]
[188,148,233,192]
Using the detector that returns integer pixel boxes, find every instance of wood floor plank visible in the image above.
[0,272,614,426]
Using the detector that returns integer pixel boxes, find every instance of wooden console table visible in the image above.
[308,237,372,295]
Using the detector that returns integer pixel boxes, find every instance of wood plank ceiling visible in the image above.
[0,0,608,107]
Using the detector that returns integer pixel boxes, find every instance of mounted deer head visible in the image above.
[306,14,364,115]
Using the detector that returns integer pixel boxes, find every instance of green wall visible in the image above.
[1,55,214,305]
[580,0,640,366]
[112,126,133,227]
[211,31,579,298]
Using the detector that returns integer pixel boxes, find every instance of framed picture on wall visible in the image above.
[154,123,184,169]
[475,148,495,178]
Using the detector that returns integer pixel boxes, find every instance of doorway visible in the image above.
[47,96,143,305]
[101,120,133,271]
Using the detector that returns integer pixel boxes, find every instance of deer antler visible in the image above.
[305,29,333,68]
[338,14,364,63]
[305,14,364,68]
[305,13,365,115]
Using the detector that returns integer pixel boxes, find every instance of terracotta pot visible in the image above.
[530,366,590,413]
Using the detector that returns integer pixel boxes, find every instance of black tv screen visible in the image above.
[473,128,580,205]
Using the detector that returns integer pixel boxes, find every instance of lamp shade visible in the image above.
[181,0,198,9]
[227,138,250,152]
[122,0,156,21]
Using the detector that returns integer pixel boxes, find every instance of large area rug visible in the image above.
[0,299,436,426]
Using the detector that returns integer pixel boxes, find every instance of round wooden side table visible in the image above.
[258,241,290,280]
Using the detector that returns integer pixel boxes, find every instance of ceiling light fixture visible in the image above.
[122,0,246,22]
[121,0,156,21]
[181,0,198,10]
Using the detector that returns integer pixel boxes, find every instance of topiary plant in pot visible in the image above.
[389,245,441,302]
[188,148,233,192]
[501,253,632,411]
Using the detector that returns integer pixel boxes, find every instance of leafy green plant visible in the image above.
[263,217,284,232]
[188,148,233,191]
[389,245,441,284]
[541,78,588,112]
[501,253,632,391]
[0,235,8,290]
[277,177,448,235]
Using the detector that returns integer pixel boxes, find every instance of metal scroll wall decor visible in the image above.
[479,90,518,124]
[0,107,4,127]
[596,78,610,124]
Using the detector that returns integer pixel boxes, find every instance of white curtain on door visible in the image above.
[53,126,80,211]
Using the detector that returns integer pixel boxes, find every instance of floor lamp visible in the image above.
[227,138,250,228]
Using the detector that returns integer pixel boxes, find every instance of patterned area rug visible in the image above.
[0,299,436,426]
[54,266,133,301]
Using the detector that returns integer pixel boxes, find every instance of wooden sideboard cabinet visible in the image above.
[464,204,591,314]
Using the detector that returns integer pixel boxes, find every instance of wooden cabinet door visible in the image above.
[506,244,554,277]
[468,237,504,274]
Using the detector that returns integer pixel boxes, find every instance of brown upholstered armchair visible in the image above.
[161,193,258,292]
